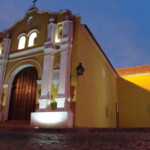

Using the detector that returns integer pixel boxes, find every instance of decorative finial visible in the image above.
[65,15,69,20]
[49,17,55,23]
[32,0,37,6]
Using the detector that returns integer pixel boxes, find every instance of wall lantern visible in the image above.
[76,63,85,76]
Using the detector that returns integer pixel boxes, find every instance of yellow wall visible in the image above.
[74,25,118,128]
[4,55,43,83]
[10,11,50,52]
[117,75,150,127]
[9,10,74,53]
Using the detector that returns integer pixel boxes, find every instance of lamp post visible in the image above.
[76,63,85,76]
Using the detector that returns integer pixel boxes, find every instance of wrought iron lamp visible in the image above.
[76,63,85,76]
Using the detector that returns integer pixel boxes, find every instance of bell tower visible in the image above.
[30,10,74,128]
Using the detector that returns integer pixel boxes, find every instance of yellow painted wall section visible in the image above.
[117,75,150,127]
[9,10,74,53]
[10,11,50,52]
[70,16,81,125]
[123,75,150,91]
[1,87,7,107]
[75,25,117,128]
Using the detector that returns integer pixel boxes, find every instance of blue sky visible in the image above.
[0,0,150,69]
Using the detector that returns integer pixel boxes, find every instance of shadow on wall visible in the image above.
[117,78,150,128]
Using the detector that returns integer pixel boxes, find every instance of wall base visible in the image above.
[0,112,2,122]
[30,111,73,128]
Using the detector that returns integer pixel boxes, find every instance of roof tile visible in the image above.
[116,65,150,77]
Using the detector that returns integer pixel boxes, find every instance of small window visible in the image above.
[55,24,63,43]
[18,36,26,50]
[28,32,37,47]
[27,17,33,26]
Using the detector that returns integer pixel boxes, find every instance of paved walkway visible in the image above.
[0,128,150,150]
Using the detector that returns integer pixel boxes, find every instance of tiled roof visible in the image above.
[116,65,150,77]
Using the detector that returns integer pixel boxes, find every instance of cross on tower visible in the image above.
[32,0,37,6]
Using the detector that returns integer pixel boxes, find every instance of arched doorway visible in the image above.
[8,67,38,120]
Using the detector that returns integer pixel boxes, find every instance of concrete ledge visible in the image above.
[0,126,150,133]
[30,111,70,128]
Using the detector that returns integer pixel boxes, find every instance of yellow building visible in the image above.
[0,6,150,128]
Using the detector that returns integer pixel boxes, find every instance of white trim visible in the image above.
[0,38,11,116]
[37,80,42,84]
[4,63,41,121]
[81,25,117,77]
[3,84,8,88]
[27,10,51,14]
[3,83,12,121]
[9,46,44,58]
[17,33,27,39]
[44,41,52,45]
[5,59,42,83]
[0,54,5,63]
[0,54,4,57]
[27,29,39,37]
[4,64,34,121]
[27,16,33,26]
[46,22,56,43]
[28,16,33,20]
[38,52,54,110]
[57,20,73,110]
[0,60,7,63]
[7,9,75,38]
[9,52,44,62]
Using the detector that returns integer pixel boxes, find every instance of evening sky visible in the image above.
[0,0,149,69]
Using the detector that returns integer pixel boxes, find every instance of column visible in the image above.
[37,19,56,111]
[57,19,73,109]
[38,49,54,111]
[0,38,11,121]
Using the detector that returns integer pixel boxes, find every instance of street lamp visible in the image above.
[76,63,85,76]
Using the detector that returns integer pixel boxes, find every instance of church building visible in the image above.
[0,4,150,128]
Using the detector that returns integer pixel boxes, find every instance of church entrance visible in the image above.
[8,67,38,120]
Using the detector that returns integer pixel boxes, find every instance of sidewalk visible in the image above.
[0,124,150,150]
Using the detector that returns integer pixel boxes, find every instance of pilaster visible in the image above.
[0,38,11,121]
[38,48,54,111]
[37,20,56,111]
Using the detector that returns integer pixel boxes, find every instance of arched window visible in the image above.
[28,32,37,47]
[55,25,63,43]
[27,16,33,26]
[18,36,26,50]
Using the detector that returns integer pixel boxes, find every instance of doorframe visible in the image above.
[4,64,34,121]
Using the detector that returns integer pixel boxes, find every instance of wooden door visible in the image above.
[8,67,38,120]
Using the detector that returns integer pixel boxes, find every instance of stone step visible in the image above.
[0,120,30,128]
[2,120,30,124]
[0,124,150,133]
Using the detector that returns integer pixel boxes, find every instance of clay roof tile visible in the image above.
[116,65,150,77]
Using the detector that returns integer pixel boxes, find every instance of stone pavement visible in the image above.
[0,127,150,150]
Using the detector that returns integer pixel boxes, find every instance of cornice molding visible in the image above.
[9,46,44,59]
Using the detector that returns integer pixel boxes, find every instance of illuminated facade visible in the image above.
[0,6,150,128]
